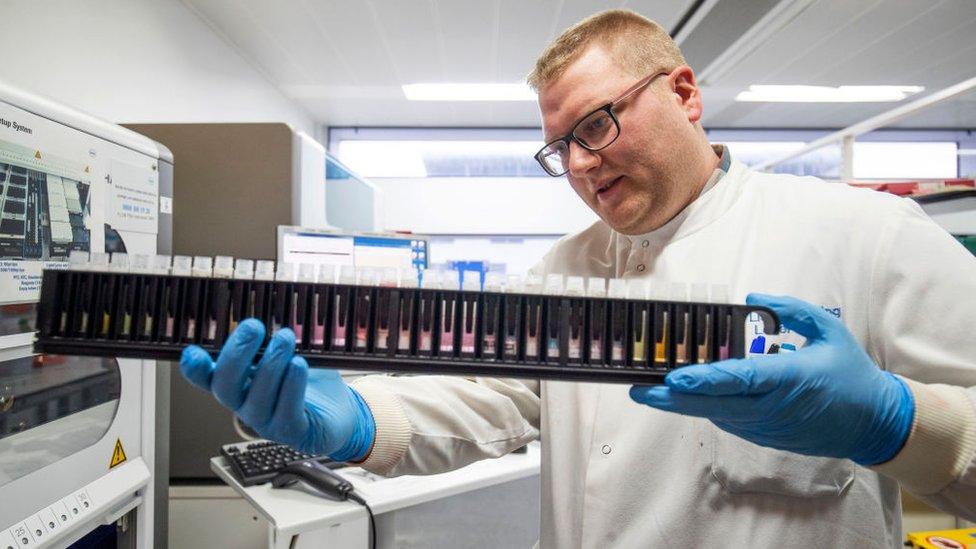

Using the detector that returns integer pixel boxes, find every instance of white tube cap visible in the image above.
[234,259,255,280]
[192,256,213,277]
[172,255,193,276]
[607,278,627,299]
[153,254,172,275]
[69,250,89,269]
[275,262,295,282]
[586,277,606,298]
[298,263,317,283]
[110,253,129,272]
[254,260,276,281]
[462,270,481,292]
[484,272,504,292]
[131,254,151,273]
[213,256,234,278]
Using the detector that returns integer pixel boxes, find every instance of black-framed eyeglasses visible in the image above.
[534,71,670,177]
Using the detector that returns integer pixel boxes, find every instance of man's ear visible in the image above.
[669,66,703,124]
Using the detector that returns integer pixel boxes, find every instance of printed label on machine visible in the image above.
[107,159,158,234]
[0,131,92,302]
[0,103,159,302]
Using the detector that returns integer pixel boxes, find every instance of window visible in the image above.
[329,128,548,178]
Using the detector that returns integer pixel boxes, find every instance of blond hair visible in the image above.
[527,9,686,92]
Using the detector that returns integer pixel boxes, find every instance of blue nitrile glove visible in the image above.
[629,294,915,465]
[180,319,375,461]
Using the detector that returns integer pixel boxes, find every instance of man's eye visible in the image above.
[583,115,609,133]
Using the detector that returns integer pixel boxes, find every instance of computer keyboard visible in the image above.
[220,440,344,486]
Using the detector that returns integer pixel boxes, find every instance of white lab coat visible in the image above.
[352,151,976,548]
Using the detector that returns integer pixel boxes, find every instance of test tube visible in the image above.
[438,270,460,357]
[185,256,213,342]
[167,256,192,341]
[73,252,99,336]
[94,253,124,337]
[205,256,234,343]
[564,276,585,362]
[332,265,355,350]
[109,254,133,339]
[89,253,111,337]
[607,278,627,366]
[251,260,275,335]
[229,259,254,334]
[272,263,295,333]
[460,270,480,358]
[628,279,649,366]
[352,268,376,352]
[482,272,503,360]
[417,269,438,355]
[396,269,418,354]
[670,283,691,366]
[691,283,711,363]
[374,267,398,352]
[90,252,115,337]
[130,255,151,340]
[292,263,316,345]
[524,274,544,361]
[502,275,523,360]
[587,277,607,364]
[544,274,564,362]
[311,265,335,349]
[63,252,88,333]
[652,284,670,367]
[150,255,172,340]
[713,285,732,360]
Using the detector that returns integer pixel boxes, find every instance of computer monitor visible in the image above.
[276,225,428,278]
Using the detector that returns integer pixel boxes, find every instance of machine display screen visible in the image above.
[278,226,428,279]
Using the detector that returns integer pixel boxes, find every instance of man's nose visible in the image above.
[567,140,601,177]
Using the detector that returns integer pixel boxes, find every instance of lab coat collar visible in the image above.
[617,144,743,248]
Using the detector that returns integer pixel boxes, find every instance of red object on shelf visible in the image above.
[847,179,974,197]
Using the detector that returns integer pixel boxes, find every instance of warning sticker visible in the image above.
[110,438,127,469]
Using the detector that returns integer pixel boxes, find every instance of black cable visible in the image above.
[347,491,376,549]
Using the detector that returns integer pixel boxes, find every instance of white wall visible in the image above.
[1,0,314,134]
[374,176,598,235]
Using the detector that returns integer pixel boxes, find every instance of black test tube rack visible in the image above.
[33,268,781,385]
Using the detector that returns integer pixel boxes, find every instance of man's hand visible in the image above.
[630,294,914,465]
[180,319,375,461]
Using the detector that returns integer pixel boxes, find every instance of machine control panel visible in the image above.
[3,489,92,548]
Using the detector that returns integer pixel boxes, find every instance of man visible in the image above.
[181,10,976,547]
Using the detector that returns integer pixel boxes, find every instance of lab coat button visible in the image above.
[636,264,645,272]
[601,444,612,455]
[641,240,649,248]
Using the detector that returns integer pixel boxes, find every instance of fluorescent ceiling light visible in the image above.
[735,85,924,103]
[403,83,536,101]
